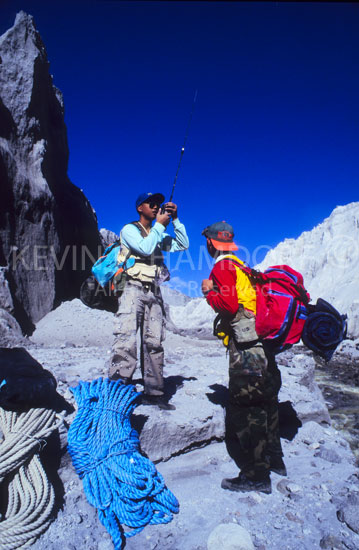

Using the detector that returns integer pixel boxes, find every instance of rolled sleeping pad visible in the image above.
[302,298,347,361]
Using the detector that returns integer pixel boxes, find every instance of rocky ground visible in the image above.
[14,299,358,550]
[294,341,359,458]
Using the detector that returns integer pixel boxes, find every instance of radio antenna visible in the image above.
[169,89,198,202]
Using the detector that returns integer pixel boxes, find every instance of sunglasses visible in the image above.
[144,200,162,209]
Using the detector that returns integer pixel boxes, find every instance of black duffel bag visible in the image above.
[80,275,118,313]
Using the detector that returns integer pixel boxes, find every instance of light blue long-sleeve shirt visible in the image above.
[120,219,189,256]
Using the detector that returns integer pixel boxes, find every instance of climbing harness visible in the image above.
[0,406,60,550]
[67,378,179,549]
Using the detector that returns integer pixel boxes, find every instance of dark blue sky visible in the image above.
[2,1,359,295]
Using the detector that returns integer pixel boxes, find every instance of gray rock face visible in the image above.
[278,351,331,425]
[0,308,24,347]
[0,12,101,334]
[0,267,13,312]
[99,228,119,249]
[0,267,24,346]
[337,494,359,534]
[255,202,359,339]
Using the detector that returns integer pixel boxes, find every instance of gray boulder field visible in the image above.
[22,298,359,550]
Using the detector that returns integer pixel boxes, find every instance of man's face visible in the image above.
[138,199,162,219]
[206,238,217,258]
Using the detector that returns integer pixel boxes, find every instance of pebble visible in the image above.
[73,514,83,524]
[319,534,344,549]
[250,493,262,504]
[63,391,73,401]
[286,483,302,494]
[315,448,342,464]
[286,512,303,524]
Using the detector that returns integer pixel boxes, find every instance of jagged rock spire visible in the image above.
[0,12,102,335]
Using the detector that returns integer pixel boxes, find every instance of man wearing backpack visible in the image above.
[201,221,286,494]
[109,192,189,411]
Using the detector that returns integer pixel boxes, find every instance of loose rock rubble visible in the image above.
[25,299,359,550]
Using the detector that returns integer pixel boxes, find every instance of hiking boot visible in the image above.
[141,394,176,411]
[221,472,272,494]
[269,456,287,476]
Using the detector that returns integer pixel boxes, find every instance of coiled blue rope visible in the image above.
[67,378,179,549]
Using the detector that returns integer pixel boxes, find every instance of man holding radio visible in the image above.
[109,192,189,410]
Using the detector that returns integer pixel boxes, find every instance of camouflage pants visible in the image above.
[226,311,283,481]
[227,307,268,377]
[109,281,166,396]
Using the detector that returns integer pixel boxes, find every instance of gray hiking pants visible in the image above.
[109,281,166,396]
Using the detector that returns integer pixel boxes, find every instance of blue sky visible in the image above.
[2,1,359,296]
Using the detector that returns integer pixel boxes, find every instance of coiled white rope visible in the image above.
[0,407,61,549]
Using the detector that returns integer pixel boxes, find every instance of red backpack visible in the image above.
[231,262,310,353]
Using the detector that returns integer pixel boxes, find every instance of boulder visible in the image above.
[278,352,331,425]
[99,228,119,249]
[337,493,359,534]
[0,267,23,346]
[0,308,24,347]
[207,524,255,550]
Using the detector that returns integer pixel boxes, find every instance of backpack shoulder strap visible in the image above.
[130,221,149,238]
[219,255,262,282]
[102,239,121,256]
[124,221,156,266]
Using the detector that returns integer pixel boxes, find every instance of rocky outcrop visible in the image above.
[278,350,331,425]
[256,202,359,339]
[0,267,23,346]
[99,228,119,249]
[0,12,102,335]
[136,340,331,463]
